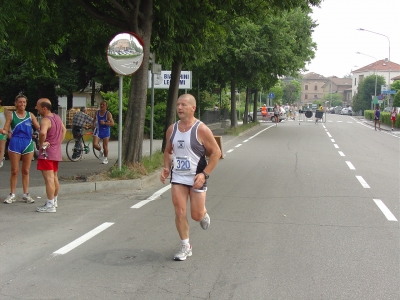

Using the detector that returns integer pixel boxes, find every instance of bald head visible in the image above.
[178,94,196,106]
[37,98,52,111]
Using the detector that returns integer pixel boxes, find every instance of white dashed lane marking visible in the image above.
[338,151,345,156]
[131,184,171,209]
[333,144,339,148]
[53,222,114,256]
[373,199,398,221]
[356,176,370,188]
[327,132,332,137]
[345,161,355,170]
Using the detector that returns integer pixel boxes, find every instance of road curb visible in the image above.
[0,169,163,198]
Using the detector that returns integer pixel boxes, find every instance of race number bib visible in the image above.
[174,156,191,172]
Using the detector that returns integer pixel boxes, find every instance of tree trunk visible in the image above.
[253,89,258,122]
[161,59,182,152]
[243,87,249,124]
[230,79,237,127]
[91,79,95,106]
[121,0,153,164]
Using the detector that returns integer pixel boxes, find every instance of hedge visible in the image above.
[364,110,400,128]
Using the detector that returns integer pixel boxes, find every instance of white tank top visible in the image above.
[170,120,207,185]
[0,107,6,128]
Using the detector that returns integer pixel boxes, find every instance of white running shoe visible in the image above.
[200,213,210,230]
[0,157,4,168]
[36,204,56,213]
[54,199,58,208]
[174,244,192,261]
[22,193,35,203]
[4,193,16,204]
[102,158,108,164]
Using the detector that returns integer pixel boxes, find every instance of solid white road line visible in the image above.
[345,161,355,170]
[338,151,345,156]
[327,132,332,137]
[334,144,339,148]
[373,199,398,221]
[356,176,370,188]
[53,222,114,256]
[131,184,171,209]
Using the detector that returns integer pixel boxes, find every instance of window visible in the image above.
[305,85,308,90]
[314,85,318,91]
[314,95,318,99]
[305,94,308,100]
[354,78,357,86]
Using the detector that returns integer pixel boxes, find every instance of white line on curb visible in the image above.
[373,199,398,221]
[53,222,114,256]
[356,176,370,188]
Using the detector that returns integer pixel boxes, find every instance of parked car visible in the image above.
[244,107,287,122]
[383,107,392,112]
[340,108,352,115]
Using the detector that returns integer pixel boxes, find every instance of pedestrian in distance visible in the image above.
[0,94,40,204]
[92,101,115,164]
[71,107,94,159]
[374,105,381,131]
[0,96,9,168]
[35,98,66,213]
[160,94,221,261]
[273,104,280,126]
[390,107,397,131]
[261,104,267,122]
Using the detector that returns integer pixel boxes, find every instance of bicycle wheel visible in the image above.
[92,138,103,160]
[66,138,83,162]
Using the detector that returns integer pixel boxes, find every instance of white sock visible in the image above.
[181,239,190,247]
[54,195,58,201]
[23,193,28,198]
[46,199,54,207]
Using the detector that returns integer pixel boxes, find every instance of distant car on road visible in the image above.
[340,108,352,116]
[244,107,287,123]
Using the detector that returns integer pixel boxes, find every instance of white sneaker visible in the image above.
[36,204,56,213]
[22,193,35,203]
[174,244,192,261]
[102,158,108,164]
[0,157,4,168]
[4,193,16,204]
[200,213,210,230]
[54,199,58,208]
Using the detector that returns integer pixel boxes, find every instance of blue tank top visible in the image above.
[96,110,110,136]
[11,111,32,139]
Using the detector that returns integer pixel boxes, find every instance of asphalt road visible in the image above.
[1,114,399,299]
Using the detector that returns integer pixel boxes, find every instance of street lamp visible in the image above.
[356,51,377,109]
[357,28,391,107]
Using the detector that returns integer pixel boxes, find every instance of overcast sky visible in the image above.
[306,0,400,78]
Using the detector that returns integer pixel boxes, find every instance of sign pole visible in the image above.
[118,74,123,170]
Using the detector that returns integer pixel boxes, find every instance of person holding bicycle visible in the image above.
[72,107,93,159]
[93,101,114,164]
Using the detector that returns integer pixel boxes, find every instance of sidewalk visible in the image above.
[354,116,399,132]
[0,125,240,199]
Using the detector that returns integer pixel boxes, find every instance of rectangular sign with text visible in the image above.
[148,71,192,89]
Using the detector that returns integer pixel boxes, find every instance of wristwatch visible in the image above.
[202,171,209,179]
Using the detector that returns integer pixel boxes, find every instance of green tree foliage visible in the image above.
[322,93,343,107]
[393,91,400,107]
[391,80,400,91]
[353,75,385,111]
[282,80,301,104]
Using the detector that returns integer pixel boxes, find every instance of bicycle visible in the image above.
[65,130,103,162]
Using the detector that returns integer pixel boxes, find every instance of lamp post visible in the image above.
[357,28,391,107]
[356,51,377,109]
